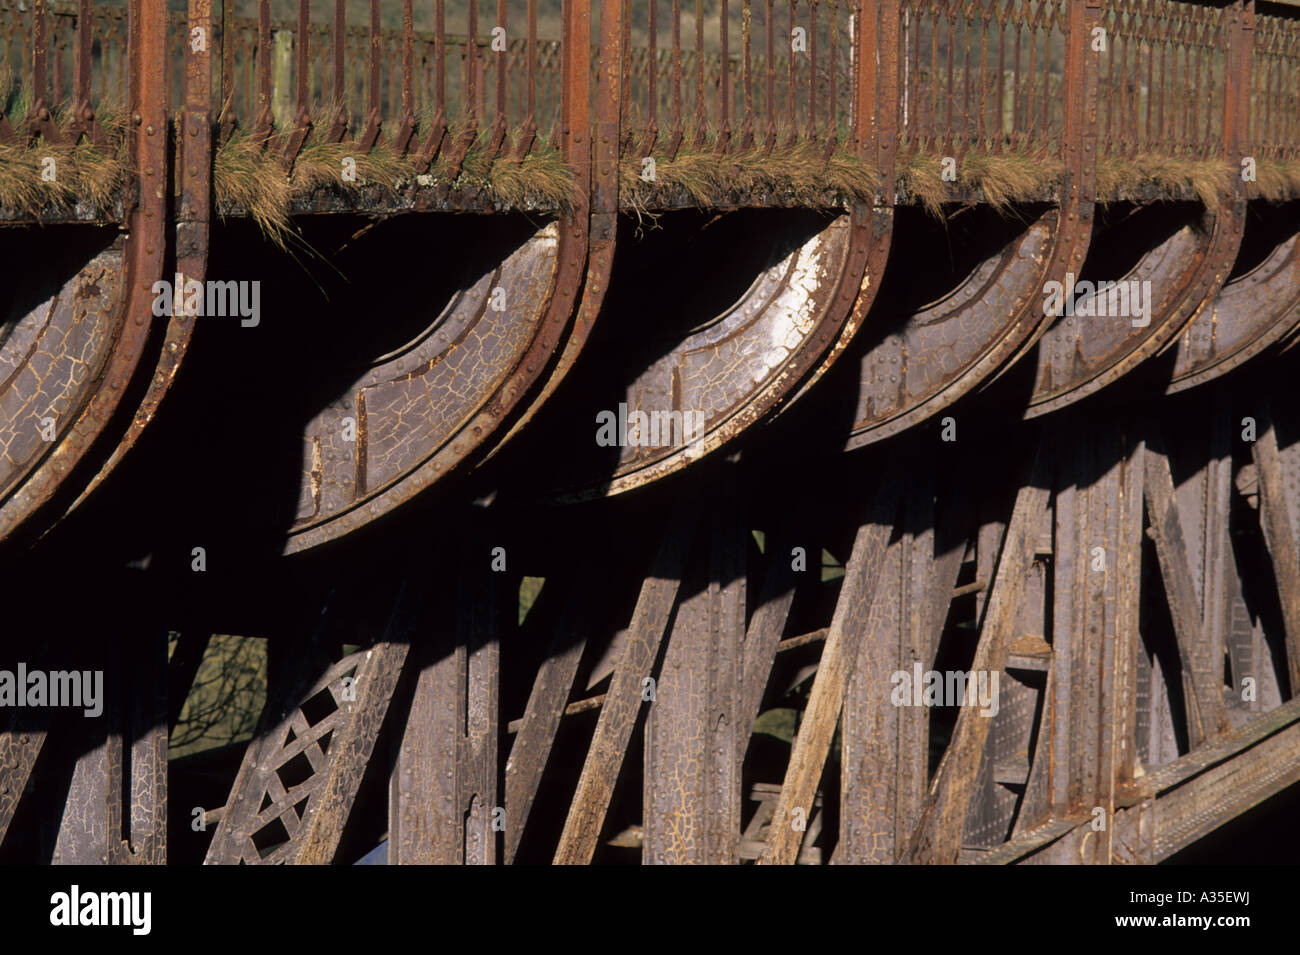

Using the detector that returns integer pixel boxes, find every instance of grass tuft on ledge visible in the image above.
[619,135,882,214]
[1,73,128,217]
[2,82,1298,241]
[1096,154,1236,213]
[214,107,577,248]
[1251,158,1300,202]
[900,148,1065,216]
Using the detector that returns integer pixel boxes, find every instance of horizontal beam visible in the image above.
[974,696,1300,864]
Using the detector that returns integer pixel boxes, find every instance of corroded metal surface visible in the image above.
[0,0,169,545]
[0,243,123,511]
[60,0,214,519]
[561,212,866,499]
[1023,205,1245,418]
[478,0,614,461]
[837,0,1099,447]
[1023,0,1253,417]
[286,220,565,553]
[1166,228,1300,393]
[843,209,1065,447]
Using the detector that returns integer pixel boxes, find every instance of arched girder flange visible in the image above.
[1020,200,1247,419]
[56,0,215,526]
[0,0,169,549]
[282,218,582,554]
[838,200,1093,450]
[282,0,616,554]
[1166,219,1300,394]
[815,0,1097,450]
[551,208,873,501]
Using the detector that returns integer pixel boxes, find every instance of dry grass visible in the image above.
[1251,158,1300,203]
[0,71,128,217]
[901,149,1064,216]
[619,136,881,215]
[964,152,1064,211]
[449,122,576,209]
[211,106,576,246]
[212,112,295,245]
[0,75,1295,237]
[0,80,575,244]
[1097,154,1236,213]
[902,152,949,217]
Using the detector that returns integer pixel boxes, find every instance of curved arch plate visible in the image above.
[0,228,161,547]
[285,219,573,553]
[1023,203,1245,418]
[1165,228,1300,393]
[557,209,870,499]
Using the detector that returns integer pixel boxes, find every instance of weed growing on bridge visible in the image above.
[453,124,576,210]
[903,152,948,217]
[619,137,881,214]
[1096,154,1236,213]
[0,72,126,217]
[901,149,1064,216]
[1251,159,1300,202]
[213,125,295,246]
[210,107,576,246]
[964,153,1065,211]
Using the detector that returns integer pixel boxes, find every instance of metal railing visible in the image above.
[1,0,1298,206]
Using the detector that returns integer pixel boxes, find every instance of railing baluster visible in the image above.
[720,0,731,150]
[669,0,683,157]
[282,0,311,167]
[375,0,412,155]
[951,2,961,157]
[695,0,707,143]
[741,0,754,148]
[253,0,271,144]
[516,0,538,157]
[924,1,936,146]
[765,0,776,150]
[71,0,104,144]
[639,0,659,154]
[787,0,797,145]
[807,0,816,144]
[469,0,479,129]
[434,0,479,191]
[824,0,837,159]
[357,0,381,148]
[486,0,506,157]
[994,4,1006,152]
[28,0,62,142]
[1010,9,1021,150]
[1119,8,1129,157]
[1103,10,1114,151]
[328,0,346,141]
